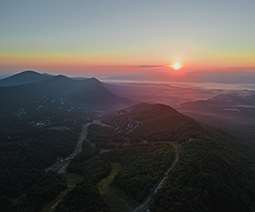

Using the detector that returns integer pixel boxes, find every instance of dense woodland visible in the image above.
[14,171,66,212]
[1,100,255,212]
[102,143,174,202]
[55,179,109,212]
[87,124,127,147]
[152,135,255,212]
[5,171,67,212]
[0,127,79,198]
[58,141,175,209]
[56,152,111,212]
[67,143,111,180]
[0,107,96,211]
[67,141,100,174]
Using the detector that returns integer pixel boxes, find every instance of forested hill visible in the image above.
[100,102,207,143]
[1,101,255,211]
[99,103,255,211]
[151,135,255,212]
[0,74,132,115]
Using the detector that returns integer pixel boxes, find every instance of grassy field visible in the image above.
[151,141,181,148]
[100,148,112,153]
[97,163,137,212]
[64,173,84,185]
[93,120,114,128]
[106,187,138,212]
[169,141,182,148]
[39,173,84,212]
[97,163,121,192]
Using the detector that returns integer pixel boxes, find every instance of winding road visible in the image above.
[131,147,179,212]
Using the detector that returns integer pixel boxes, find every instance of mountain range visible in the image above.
[0,71,132,117]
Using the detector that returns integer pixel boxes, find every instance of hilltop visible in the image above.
[100,102,206,142]
[95,103,255,211]
[0,70,53,87]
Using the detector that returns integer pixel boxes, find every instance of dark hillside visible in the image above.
[100,103,206,142]
[152,136,255,212]
[0,70,53,87]
[0,75,131,117]
[98,103,255,211]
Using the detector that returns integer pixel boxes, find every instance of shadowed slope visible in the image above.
[0,70,53,87]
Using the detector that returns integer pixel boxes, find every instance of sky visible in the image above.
[0,0,255,78]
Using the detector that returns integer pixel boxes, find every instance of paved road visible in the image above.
[57,161,71,174]
[45,123,90,173]
[13,123,91,204]
[131,148,179,212]
[57,123,90,174]
[73,123,90,155]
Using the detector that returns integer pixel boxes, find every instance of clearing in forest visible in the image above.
[97,163,138,212]
[39,173,84,212]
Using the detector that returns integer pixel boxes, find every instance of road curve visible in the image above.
[131,147,178,212]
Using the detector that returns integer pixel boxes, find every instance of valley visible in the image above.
[1,71,255,212]
[103,81,255,142]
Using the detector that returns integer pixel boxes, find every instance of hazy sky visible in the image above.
[1,0,255,77]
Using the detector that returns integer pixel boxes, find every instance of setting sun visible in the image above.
[172,62,181,70]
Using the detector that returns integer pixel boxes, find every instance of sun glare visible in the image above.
[172,62,181,70]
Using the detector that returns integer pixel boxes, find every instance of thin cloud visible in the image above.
[140,65,165,68]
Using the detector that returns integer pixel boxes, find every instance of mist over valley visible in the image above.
[1,70,255,212]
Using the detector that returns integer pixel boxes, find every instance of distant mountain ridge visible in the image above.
[0,72,132,116]
[0,70,54,87]
[0,70,89,87]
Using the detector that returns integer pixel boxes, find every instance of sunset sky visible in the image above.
[1,0,255,77]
